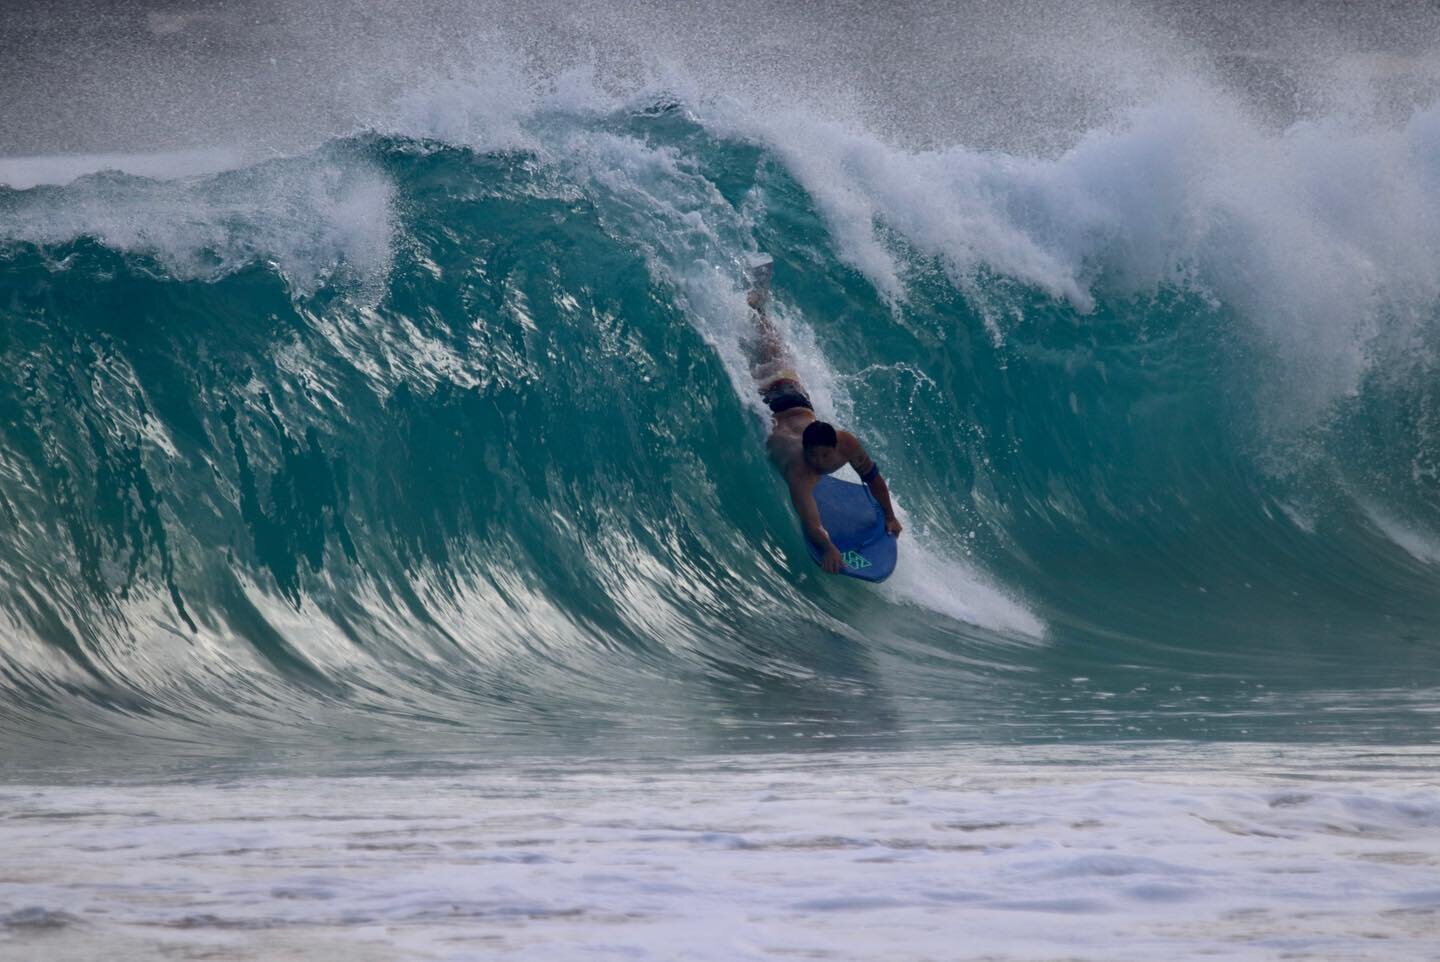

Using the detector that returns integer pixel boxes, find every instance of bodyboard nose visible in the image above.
[804,475,898,582]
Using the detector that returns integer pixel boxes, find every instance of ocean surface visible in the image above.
[1,1,1438,958]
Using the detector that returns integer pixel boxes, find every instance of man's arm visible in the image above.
[789,477,845,573]
[845,436,903,537]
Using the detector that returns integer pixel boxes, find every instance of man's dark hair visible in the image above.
[802,421,838,450]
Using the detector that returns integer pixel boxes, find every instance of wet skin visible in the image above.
[766,405,901,574]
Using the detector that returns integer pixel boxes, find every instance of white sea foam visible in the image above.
[880,533,1045,639]
[1359,499,1440,566]
[0,745,1435,961]
[703,83,1440,420]
[0,154,394,293]
[379,49,546,155]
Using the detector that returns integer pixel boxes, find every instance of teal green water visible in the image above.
[1,101,1438,755]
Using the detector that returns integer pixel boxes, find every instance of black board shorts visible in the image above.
[762,379,813,414]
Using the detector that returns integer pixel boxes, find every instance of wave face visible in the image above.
[3,71,1440,753]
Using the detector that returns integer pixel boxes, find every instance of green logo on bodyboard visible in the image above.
[842,550,872,569]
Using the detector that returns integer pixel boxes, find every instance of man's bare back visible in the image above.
[745,259,901,573]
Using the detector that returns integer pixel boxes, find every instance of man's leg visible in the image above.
[748,304,792,380]
[743,256,800,387]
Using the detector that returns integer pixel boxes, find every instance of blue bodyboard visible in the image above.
[804,475,898,582]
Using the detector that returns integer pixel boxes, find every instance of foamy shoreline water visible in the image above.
[2,744,1436,961]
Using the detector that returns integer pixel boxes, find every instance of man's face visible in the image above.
[804,444,845,474]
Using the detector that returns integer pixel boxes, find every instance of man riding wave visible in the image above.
[744,258,902,573]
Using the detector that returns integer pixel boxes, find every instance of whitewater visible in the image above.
[1,1,1438,958]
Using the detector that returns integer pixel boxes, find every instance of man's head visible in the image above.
[802,420,845,474]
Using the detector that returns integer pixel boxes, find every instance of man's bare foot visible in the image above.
[746,255,773,310]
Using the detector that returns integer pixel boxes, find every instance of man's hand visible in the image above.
[885,516,903,537]
[821,544,845,573]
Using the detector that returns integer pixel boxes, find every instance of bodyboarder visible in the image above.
[744,258,902,574]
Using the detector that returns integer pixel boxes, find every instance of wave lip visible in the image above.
[0,146,395,291]
[0,148,252,190]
